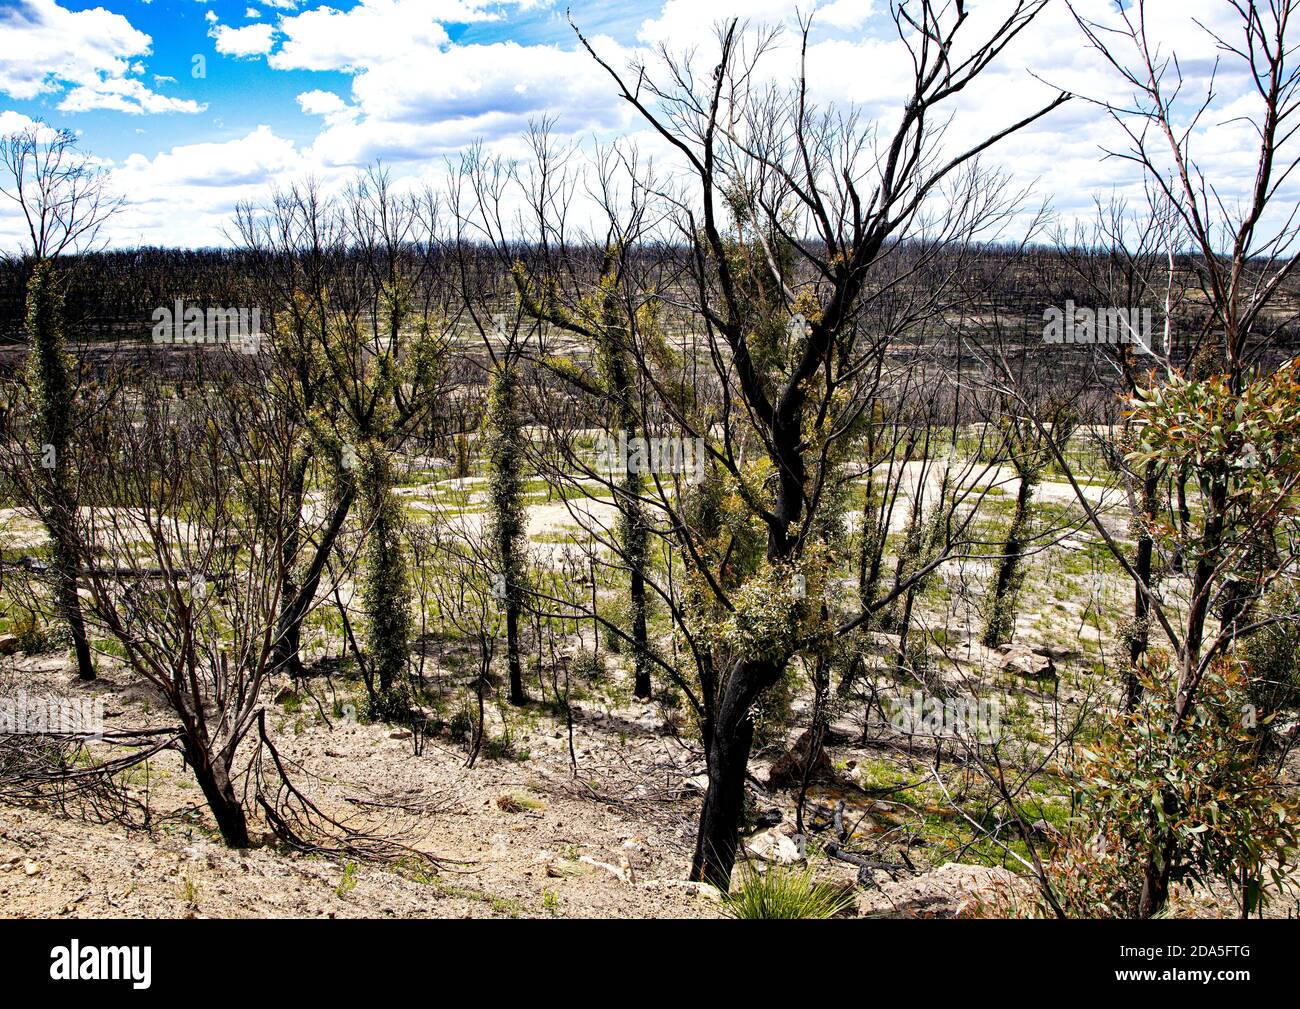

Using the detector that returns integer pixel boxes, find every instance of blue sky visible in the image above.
[1,1,646,160]
[0,1,1291,248]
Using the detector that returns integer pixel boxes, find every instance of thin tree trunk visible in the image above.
[1137,478,1227,917]
[50,518,94,679]
[272,484,355,677]
[181,731,249,848]
[629,563,651,699]
[982,470,1033,648]
[25,259,94,680]
[1124,461,1159,710]
[505,601,525,705]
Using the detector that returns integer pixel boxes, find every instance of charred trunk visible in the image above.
[689,657,780,888]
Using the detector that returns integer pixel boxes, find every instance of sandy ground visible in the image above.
[0,655,718,919]
[1,460,1292,920]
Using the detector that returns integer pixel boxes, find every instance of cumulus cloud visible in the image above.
[99,124,343,245]
[0,0,203,114]
[269,0,499,71]
[635,0,868,48]
[0,109,58,139]
[816,0,873,31]
[2,0,1288,247]
[297,88,357,128]
[296,89,348,116]
[212,23,276,58]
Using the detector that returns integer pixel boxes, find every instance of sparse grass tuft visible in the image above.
[720,863,855,919]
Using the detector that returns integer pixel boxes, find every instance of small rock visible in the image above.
[999,644,1056,679]
[766,728,833,790]
[857,863,1030,918]
[24,861,40,877]
[746,828,803,865]
[388,728,412,740]
[578,855,628,882]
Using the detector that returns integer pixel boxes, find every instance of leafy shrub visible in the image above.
[1243,588,1300,715]
[750,663,798,750]
[1044,654,1299,917]
[10,608,69,654]
[601,597,632,654]
[570,647,604,682]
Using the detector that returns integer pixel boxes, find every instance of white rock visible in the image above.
[746,828,803,864]
[999,644,1056,679]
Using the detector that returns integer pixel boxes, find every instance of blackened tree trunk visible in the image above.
[51,525,94,679]
[177,700,249,848]
[982,468,1035,648]
[1124,461,1160,710]
[272,482,356,678]
[629,562,651,699]
[1137,477,1228,918]
[600,281,653,699]
[486,362,528,706]
[505,601,525,706]
[271,450,310,678]
[689,657,780,887]
[185,737,250,849]
[357,439,411,697]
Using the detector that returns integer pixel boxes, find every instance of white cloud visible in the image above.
[61,76,206,115]
[2,0,1288,249]
[102,125,339,245]
[0,109,57,139]
[212,23,276,58]
[297,88,357,127]
[636,0,841,48]
[816,0,873,31]
[634,0,874,36]
[296,89,347,116]
[269,0,499,72]
[0,0,203,114]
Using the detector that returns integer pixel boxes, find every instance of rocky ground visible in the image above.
[0,644,1058,920]
[2,454,1296,919]
[4,638,1293,919]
